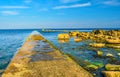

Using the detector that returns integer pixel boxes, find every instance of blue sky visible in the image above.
[0,0,120,29]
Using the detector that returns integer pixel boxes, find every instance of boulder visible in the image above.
[69,31,80,37]
[0,69,4,74]
[102,71,120,77]
[86,64,98,70]
[112,45,120,49]
[58,34,70,40]
[92,30,105,35]
[74,38,82,42]
[97,51,103,57]
[118,53,120,57]
[91,62,104,68]
[105,64,120,71]
[106,53,114,57]
[86,62,104,70]
[106,38,120,44]
[89,43,105,48]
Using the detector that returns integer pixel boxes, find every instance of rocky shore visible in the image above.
[57,30,120,77]
[2,31,92,77]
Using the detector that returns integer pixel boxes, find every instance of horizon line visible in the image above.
[0,28,120,30]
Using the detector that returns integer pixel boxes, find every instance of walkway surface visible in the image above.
[2,31,93,77]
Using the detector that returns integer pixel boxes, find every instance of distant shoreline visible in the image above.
[0,28,120,30]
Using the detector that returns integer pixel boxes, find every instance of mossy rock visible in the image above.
[97,51,103,57]
[105,64,120,71]
[115,49,120,52]
[86,64,98,70]
[107,58,120,64]
[91,62,104,68]
[0,69,4,74]
[89,43,105,48]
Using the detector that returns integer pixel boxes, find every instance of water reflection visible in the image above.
[74,38,82,42]
[58,39,69,43]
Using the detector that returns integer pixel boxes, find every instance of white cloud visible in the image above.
[53,2,91,9]
[60,0,81,3]
[1,11,19,15]
[0,6,29,9]
[102,0,120,6]
[24,0,32,4]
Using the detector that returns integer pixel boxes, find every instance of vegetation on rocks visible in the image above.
[57,30,120,77]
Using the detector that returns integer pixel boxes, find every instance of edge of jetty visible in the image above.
[2,31,93,77]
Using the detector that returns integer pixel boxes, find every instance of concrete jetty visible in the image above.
[2,31,93,77]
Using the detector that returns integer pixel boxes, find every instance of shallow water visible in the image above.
[0,29,61,74]
[0,29,120,77]
[41,30,120,77]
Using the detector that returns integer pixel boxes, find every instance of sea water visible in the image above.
[0,30,31,70]
[0,29,120,77]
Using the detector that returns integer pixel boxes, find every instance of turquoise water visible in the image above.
[0,29,120,77]
[0,29,61,73]
[0,30,31,70]
[45,31,120,77]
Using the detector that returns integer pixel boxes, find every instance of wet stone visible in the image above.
[30,40,54,52]
[0,69,4,74]
[30,53,54,62]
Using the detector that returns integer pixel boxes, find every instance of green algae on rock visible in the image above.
[86,64,98,70]
[85,62,104,71]
[2,31,93,77]
[105,64,120,71]
[97,50,103,57]
[89,43,105,48]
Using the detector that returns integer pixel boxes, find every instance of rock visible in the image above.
[93,73,96,76]
[58,34,70,40]
[105,44,114,48]
[86,64,98,70]
[112,45,120,49]
[106,44,120,49]
[105,64,120,71]
[118,53,120,57]
[115,49,120,52]
[92,30,105,35]
[106,53,114,57]
[74,38,82,42]
[89,43,105,48]
[102,71,120,77]
[80,32,90,39]
[91,62,104,68]
[97,51,103,57]
[69,31,80,37]
[106,38,120,44]
[0,69,4,74]
[107,58,120,64]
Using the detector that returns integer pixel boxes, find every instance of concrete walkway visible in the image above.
[2,31,93,77]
